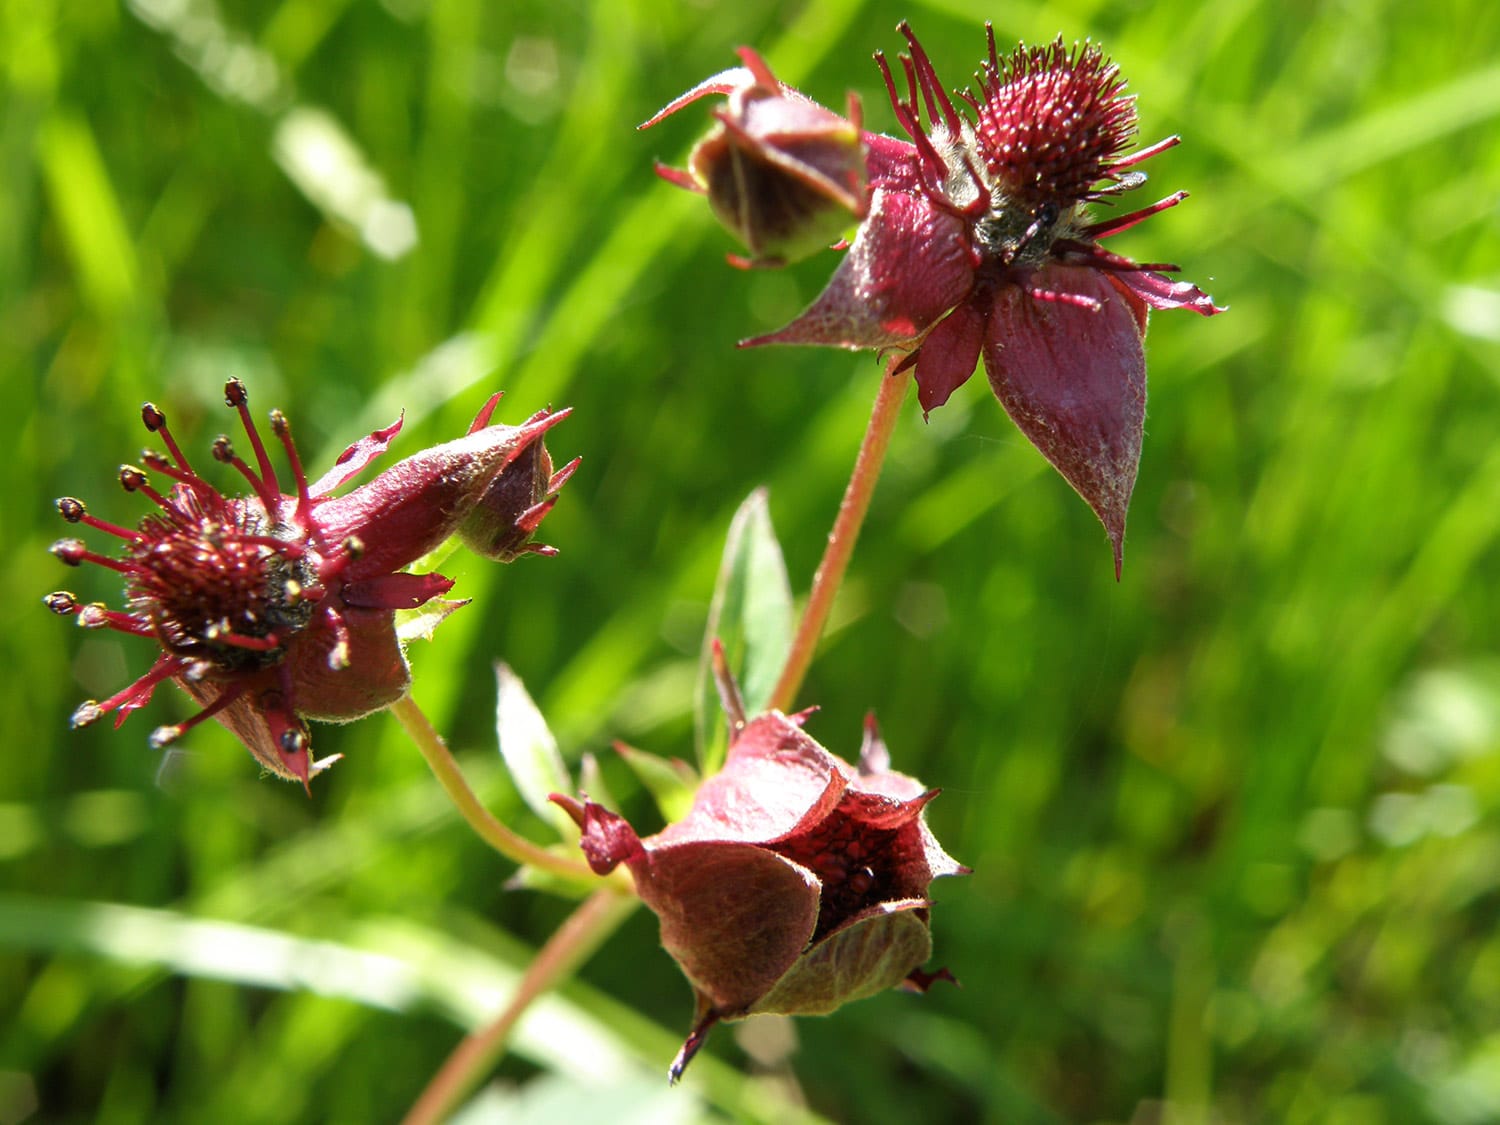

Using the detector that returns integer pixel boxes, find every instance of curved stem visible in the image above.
[768,359,910,712]
[389,693,598,883]
[402,888,638,1125]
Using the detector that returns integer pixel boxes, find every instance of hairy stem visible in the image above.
[768,359,911,712]
[390,693,597,882]
[402,889,638,1125]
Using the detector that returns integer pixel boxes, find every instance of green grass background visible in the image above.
[4,0,1500,1121]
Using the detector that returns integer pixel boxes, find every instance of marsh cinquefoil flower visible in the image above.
[658,23,1223,575]
[47,380,570,787]
[552,710,965,1081]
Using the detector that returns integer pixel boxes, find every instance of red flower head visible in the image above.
[47,380,570,788]
[746,23,1224,576]
[552,710,966,1081]
[643,46,869,268]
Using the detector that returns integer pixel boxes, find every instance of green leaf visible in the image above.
[695,489,794,774]
[614,742,699,825]
[395,597,470,643]
[494,662,574,838]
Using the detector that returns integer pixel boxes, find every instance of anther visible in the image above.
[70,701,105,729]
[149,725,184,749]
[76,603,111,628]
[56,497,86,522]
[44,591,80,614]
[223,379,249,409]
[50,538,87,566]
[141,403,167,432]
[119,465,149,492]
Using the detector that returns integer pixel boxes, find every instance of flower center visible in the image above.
[773,809,900,940]
[973,41,1135,212]
[128,491,315,673]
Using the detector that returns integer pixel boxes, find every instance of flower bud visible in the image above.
[457,412,579,562]
[643,47,868,267]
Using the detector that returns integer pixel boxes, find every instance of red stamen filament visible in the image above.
[77,512,144,543]
[142,404,196,478]
[93,654,186,717]
[151,681,249,748]
[225,379,282,499]
[270,411,322,543]
[213,437,282,517]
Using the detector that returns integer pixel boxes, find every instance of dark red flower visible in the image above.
[552,711,966,1081]
[746,24,1224,576]
[643,46,868,268]
[47,380,569,787]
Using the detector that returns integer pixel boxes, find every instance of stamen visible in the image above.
[238,534,306,559]
[224,379,282,502]
[77,654,184,726]
[212,435,281,516]
[149,681,248,749]
[51,538,133,574]
[44,591,80,615]
[118,466,179,516]
[78,602,154,636]
[140,449,215,498]
[270,410,318,534]
[56,497,142,543]
[141,402,196,477]
[202,622,282,652]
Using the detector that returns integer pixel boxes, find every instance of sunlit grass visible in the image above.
[5,0,1499,1120]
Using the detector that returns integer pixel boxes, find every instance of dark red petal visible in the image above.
[742,187,974,350]
[861,132,922,191]
[639,841,819,1015]
[982,266,1146,578]
[549,796,648,875]
[307,415,404,497]
[656,712,849,846]
[1112,268,1224,316]
[837,786,935,831]
[342,571,455,610]
[914,299,986,416]
[285,608,410,721]
[321,411,568,580]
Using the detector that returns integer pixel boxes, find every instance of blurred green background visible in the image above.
[4,0,1500,1121]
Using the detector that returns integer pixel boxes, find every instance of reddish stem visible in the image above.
[768,358,910,712]
[401,889,636,1125]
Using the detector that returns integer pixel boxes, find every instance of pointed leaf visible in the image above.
[695,489,793,774]
[494,663,573,838]
[395,597,469,643]
[615,741,699,824]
